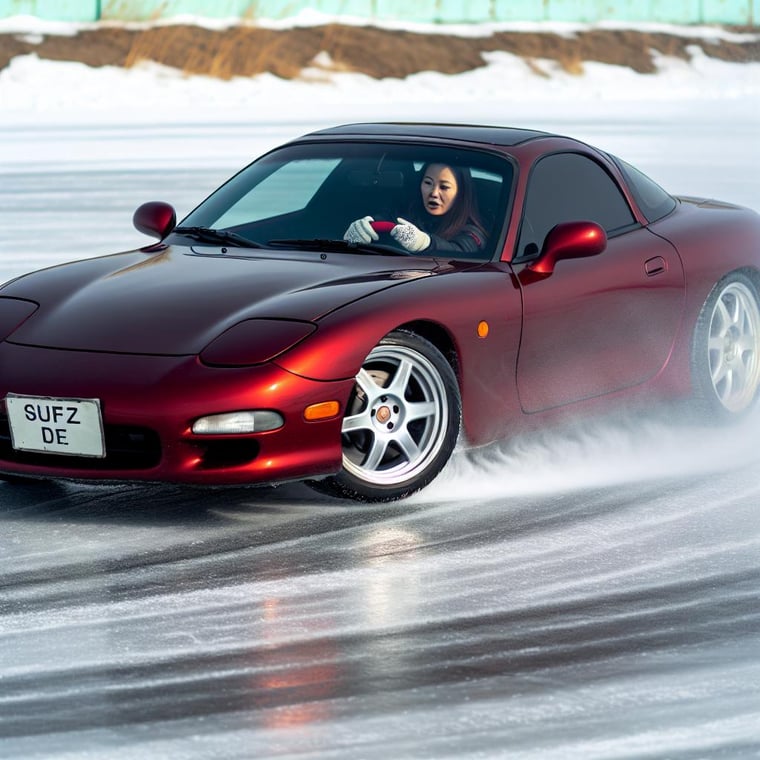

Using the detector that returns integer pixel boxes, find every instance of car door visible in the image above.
[513,152,685,413]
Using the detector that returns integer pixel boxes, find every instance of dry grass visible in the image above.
[1,23,758,79]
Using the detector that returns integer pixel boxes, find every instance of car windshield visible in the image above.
[175,141,514,260]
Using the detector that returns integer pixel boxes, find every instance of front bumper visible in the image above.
[0,342,353,485]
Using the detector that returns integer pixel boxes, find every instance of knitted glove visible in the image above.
[344,216,379,244]
[390,217,431,252]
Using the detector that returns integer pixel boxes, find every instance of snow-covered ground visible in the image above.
[1,15,760,759]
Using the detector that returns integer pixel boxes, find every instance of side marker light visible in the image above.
[304,401,340,421]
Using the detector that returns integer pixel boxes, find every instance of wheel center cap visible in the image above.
[376,405,392,423]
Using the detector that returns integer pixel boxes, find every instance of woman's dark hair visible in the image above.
[407,163,485,240]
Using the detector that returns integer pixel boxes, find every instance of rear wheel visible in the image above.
[309,331,460,502]
[691,272,760,418]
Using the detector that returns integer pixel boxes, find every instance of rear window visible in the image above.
[612,156,676,223]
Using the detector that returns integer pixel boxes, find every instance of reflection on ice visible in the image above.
[1,419,760,758]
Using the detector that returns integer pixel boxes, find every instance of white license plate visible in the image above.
[5,394,106,458]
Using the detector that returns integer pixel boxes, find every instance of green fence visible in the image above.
[0,0,757,25]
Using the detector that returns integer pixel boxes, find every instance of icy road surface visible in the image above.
[1,75,760,756]
[2,412,760,759]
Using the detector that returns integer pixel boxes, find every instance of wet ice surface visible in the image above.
[2,79,760,757]
[2,410,760,759]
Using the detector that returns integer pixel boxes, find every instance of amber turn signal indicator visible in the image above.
[477,321,489,338]
[304,400,340,421]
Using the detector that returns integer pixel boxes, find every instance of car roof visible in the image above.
[302,122,554,147]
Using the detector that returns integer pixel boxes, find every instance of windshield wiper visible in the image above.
[267,238,410,256]
[174,226,263,248]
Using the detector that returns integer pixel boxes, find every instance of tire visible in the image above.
[691,272,760,419]
[308,330,461,502]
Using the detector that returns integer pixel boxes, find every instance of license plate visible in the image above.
[5,394,106,458]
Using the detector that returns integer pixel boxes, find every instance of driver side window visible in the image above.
[516,152,636,259]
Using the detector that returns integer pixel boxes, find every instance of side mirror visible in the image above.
[133,201,177,240]
[527,221,607,275]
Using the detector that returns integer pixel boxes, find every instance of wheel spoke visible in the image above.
[387,357,414,396]
[355,368,383,403]
[737,333,757,355]
[738,302,752,330]
[394,427,421,462]
[406,399,437,422]
[719,368,734,402]
[342,410,373,433]
[711,354,727,385]
[732,359,749,392]
[362,435,389,471]
[715,298,732,331]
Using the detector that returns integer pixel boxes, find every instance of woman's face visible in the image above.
[420,164,458,216]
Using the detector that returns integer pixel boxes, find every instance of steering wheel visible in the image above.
[370,220,396,234]
[365,219,416,256]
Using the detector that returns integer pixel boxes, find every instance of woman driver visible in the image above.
[344,163,487,256]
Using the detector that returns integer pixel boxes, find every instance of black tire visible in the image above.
[691,272,760,419]
[308,330,461,502]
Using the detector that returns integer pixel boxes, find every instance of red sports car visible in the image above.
[1,123,759,501]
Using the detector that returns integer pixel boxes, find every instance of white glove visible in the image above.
[344,215,378,244]
[390,217,431,253]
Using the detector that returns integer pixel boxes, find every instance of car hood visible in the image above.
[2,246,446,354]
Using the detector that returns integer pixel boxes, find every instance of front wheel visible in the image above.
[691,272,760,418]
[309,331,461,502]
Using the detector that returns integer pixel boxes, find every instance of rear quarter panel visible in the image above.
[647,198,760,391]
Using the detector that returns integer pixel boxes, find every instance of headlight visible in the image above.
[0,297,38,341]
[200,318,316,367]
[192,410,284,435]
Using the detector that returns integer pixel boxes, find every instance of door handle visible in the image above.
[645,256,666,276]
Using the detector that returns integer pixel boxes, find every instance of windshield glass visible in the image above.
[177,141,514,260]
